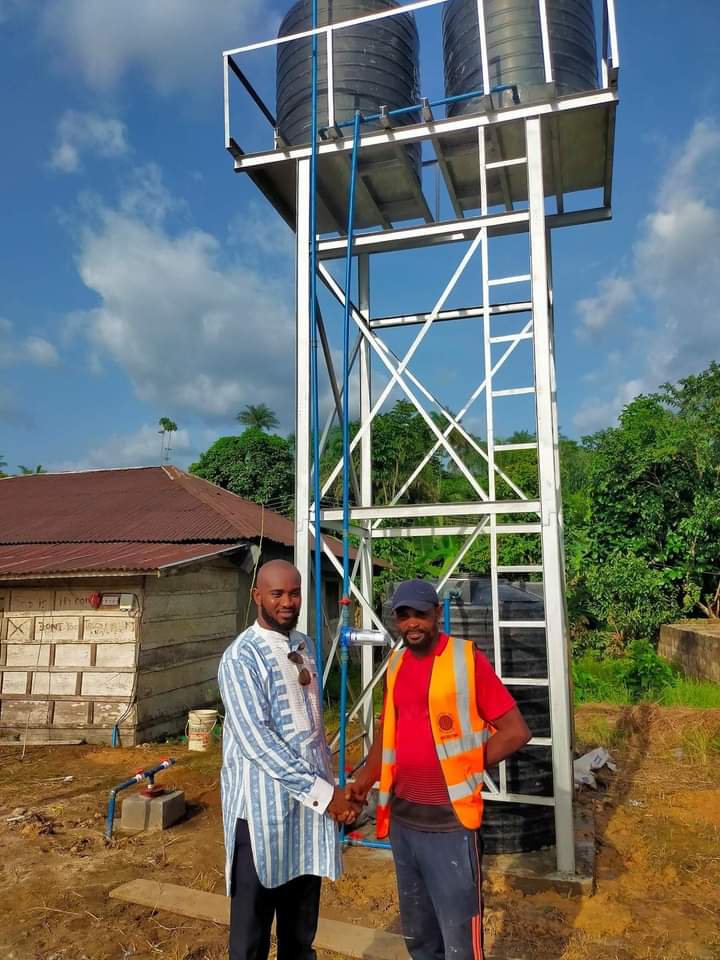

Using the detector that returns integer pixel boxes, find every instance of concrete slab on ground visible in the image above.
[110,879,410,960]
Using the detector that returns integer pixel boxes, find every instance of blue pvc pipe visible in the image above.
[326,84,520,131]
[443,595,451,634]
[341,110,362,607]
[309,0,324,679]
[338,112,362,795]
[104,758,176,840]
[338,628,350,791]
[343,837,393,850]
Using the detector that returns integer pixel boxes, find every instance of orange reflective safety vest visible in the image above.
[376,636,491,840]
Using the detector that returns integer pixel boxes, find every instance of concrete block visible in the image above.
[36,617,81,642]
[55,644,92,667]
[120,790,186,833]
[84,618,136,643]
[95,644,136,668]
[82,671,134,696]
[5,644,51,667]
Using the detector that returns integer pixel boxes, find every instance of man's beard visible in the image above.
[401,626,439,653]
[260,604,299,634]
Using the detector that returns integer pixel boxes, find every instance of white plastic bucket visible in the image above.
[187,709,217,752]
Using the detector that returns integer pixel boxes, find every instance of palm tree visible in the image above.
[158,418,178,463]
[237,403,279,433]
[18,465,47,475]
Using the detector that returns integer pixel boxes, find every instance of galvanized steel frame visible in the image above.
[224,0,621,878]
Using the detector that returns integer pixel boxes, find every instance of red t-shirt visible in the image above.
[392,633,516,805]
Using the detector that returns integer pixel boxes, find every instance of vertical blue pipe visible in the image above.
[309,0,324,680]
[339,111,362,793]
[342,109,362,607]
[443,595,451,634]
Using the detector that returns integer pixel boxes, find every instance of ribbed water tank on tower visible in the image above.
[442,0,598,116]
[276,0,422,180]
[382,577,555,853]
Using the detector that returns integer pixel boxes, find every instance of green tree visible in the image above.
[18,464,47,475]
[0,454,7,479]
[579,361,720,639]
[190,429,294,515]
[237,404,279,433]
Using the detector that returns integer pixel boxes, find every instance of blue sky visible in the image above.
[0,0,718,474]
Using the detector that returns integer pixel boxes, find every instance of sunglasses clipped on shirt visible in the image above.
[288,646,312,687]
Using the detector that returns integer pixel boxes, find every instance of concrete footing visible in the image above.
[120,790,186,833]
[345,803,595,896]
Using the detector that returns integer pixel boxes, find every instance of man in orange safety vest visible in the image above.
[346,579,531,960]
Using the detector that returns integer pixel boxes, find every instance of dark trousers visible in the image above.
[390,820,484,960]
[230,819,321,960]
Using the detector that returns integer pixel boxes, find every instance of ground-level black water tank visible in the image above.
[276,0,422,180]
[442,0,597,116]
[382,576,555,852]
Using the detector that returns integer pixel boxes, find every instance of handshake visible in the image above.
[326,775,374,825]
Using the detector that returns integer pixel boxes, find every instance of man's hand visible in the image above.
[327,786,361,825]
[345,773,374,808]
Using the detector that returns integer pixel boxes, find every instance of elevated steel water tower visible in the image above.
[222,0,620,874]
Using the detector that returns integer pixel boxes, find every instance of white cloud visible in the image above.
[53,424,193,472]
[574,119,720,432]
[69,166,296,426]
[576,276,635,337]
[0,319,60,368]
[228,203,294,259]
[23,336,60,367]
[49,110,129,174]
[41,0,275,94]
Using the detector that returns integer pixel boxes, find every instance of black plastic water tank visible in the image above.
[442,0,597,116]
[277,0,421,179]
[382,576,555,852]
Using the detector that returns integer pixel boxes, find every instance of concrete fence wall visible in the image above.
[659,620,720,683]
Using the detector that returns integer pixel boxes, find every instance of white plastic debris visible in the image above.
[573,747,617,789]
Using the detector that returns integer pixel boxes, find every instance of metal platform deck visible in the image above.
[231,88,618,234]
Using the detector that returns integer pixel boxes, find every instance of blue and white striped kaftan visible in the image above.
[218,622,342,891]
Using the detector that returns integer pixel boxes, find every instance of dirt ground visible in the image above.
[0,705,718,960]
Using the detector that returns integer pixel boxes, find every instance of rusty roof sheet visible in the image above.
[0,542,245,578]
[0,466,295,546]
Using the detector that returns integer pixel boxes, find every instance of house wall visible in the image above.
[0,579,142,744]
[0,552,356,746]
[136,561,249,742]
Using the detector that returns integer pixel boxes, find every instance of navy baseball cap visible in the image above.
[390,579,439,612]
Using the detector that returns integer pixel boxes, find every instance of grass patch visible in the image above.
[573,655,633,705]
[661,679,720,708]
[574,713,631,750]
[680,725,720,764]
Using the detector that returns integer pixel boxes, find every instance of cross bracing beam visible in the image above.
[318,264,535,508]
[317,235,493,502]
[370,315,537,517]
[316,208,611,258]
[370,300,532,330]
[320,501,542,522]
[362,523,542,538]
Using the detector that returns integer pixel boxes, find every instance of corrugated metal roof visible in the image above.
[0,467,379,579]
[0,542,245,578]
[0,466,295,546]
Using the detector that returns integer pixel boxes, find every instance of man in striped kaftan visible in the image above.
[218,559,359,960]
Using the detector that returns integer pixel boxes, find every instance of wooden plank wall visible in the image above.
[135,561,249,743]
[0,579,142,744]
